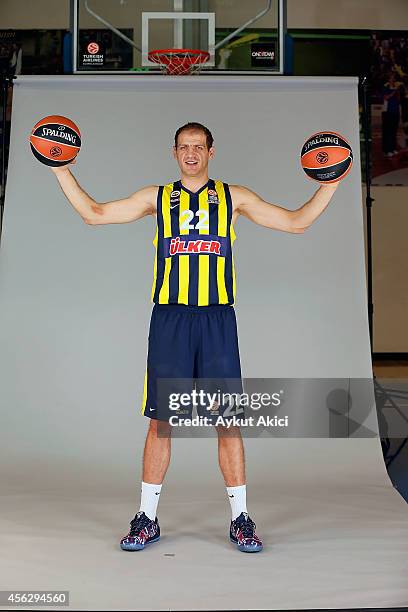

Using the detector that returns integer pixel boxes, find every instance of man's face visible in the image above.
[173,129,214,177]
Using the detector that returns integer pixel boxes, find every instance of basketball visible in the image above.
[300,131,353,184]
[29,115,81,167]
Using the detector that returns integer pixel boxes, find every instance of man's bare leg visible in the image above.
[142,419,172,483]
[217,424,263,552]
[216,425,245,486]
[120,420,171,550]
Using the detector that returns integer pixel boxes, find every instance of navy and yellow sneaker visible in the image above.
[230,512,263,553]
[120,511,160,551]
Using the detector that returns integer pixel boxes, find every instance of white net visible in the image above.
[148,49,210,75]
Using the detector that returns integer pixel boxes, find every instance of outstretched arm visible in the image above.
[231,183,339,234]
[51,165,157,225]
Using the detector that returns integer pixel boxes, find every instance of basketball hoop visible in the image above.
[148,48,210,75]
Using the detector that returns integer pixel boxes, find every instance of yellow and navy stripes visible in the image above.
[151,179,236,306]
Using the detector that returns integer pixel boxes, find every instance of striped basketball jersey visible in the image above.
[151,179,236,306]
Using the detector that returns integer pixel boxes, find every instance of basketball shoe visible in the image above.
[230,512,263,552]
[120,511,160,551]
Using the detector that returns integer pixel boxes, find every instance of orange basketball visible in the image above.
[300,131,353,184]
[29,115,81,167]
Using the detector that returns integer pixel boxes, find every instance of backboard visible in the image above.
[73,0,285,74]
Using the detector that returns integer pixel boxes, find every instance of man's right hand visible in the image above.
[50,159,76,175]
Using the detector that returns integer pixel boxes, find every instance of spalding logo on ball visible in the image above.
[301,131,353,183]
[29,115,81,167]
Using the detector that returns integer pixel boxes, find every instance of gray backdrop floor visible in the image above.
[1,76,392,609]
[1,439,407,611]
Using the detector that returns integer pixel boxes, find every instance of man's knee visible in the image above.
[216,424,242,438]
[148,418,172,438]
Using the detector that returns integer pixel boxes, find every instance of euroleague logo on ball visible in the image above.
[50,146,62,157]
[87,42,99,55]
[316,151,329,164]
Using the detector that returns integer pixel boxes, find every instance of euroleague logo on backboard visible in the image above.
[87,42,100,55]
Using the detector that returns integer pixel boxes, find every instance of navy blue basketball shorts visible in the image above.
[141,304,244,423]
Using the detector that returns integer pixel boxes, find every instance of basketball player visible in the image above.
[51,122,338,553]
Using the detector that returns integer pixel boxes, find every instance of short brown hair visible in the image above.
[174,122,214,149]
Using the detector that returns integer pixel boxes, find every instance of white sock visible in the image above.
[140,481,162,520]
[226,484,247,520]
